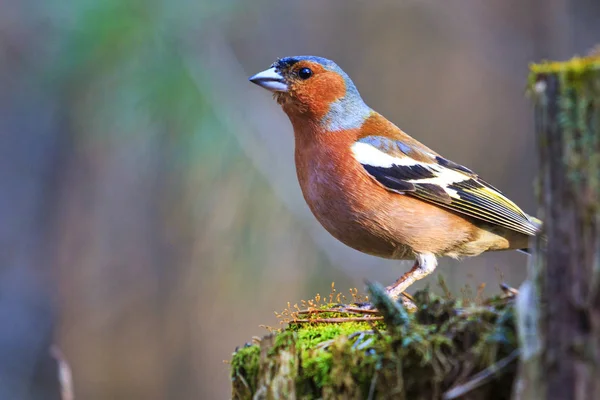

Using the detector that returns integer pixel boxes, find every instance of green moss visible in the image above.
[528,55,600,109]
[295,321,375,392]
[529,55,600,82]
[232,286,519,400]
[230,344,260,395]
[301,350,334,388]
[295,321,373,349]
[271,329,296,355]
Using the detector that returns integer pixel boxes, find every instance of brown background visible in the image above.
[1,0,599,398]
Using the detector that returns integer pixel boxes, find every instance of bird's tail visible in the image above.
[518,215,544,255]
[528,216,543,231]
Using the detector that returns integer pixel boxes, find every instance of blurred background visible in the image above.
[1,0,599,398]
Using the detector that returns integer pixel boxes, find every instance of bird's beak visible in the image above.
[248,67,288,92]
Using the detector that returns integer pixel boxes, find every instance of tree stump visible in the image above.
[515,54,600,399]
[231,284,519,400]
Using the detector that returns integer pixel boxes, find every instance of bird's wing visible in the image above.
[352,136,539,236]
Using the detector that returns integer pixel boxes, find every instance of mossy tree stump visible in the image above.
[516,55,600,399]
[231,284,519,400]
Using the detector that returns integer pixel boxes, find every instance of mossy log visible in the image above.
[231,283,519,400]
[515,55,600,399]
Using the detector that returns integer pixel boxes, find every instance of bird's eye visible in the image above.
[298,67,313,80]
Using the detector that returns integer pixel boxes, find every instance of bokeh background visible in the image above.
[1,0,599,398]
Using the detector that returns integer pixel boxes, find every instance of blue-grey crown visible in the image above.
[275,56,359,95]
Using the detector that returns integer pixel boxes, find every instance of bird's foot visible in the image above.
[349,292,418,312]
[499,283,519,298]
[395,292,418,312]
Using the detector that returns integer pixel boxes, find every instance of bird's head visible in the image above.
[249,56,372,132]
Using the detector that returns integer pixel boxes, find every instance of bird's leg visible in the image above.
[386,253,437,300]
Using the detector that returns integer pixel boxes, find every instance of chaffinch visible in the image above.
[249,56,541,300]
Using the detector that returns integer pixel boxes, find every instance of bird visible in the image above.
[249,56,541,300]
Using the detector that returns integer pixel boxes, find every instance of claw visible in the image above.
[499,282,519,297]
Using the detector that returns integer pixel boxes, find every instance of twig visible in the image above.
[355,337,375,351]
[292,317,384,324]
[296,307,379,316]
[442,349,520,400]
[367,370,379,400]
[340,307,380,314]
[348,330,375,340]
[351,332,366,350]
[50,345,74,400]
[315,339,336,350]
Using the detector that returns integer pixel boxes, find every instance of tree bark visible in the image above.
[515,55,600,399]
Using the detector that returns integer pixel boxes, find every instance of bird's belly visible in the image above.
[300,176,414,260]
[312,202,413,259]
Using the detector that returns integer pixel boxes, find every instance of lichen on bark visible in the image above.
[516,52,600,399]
